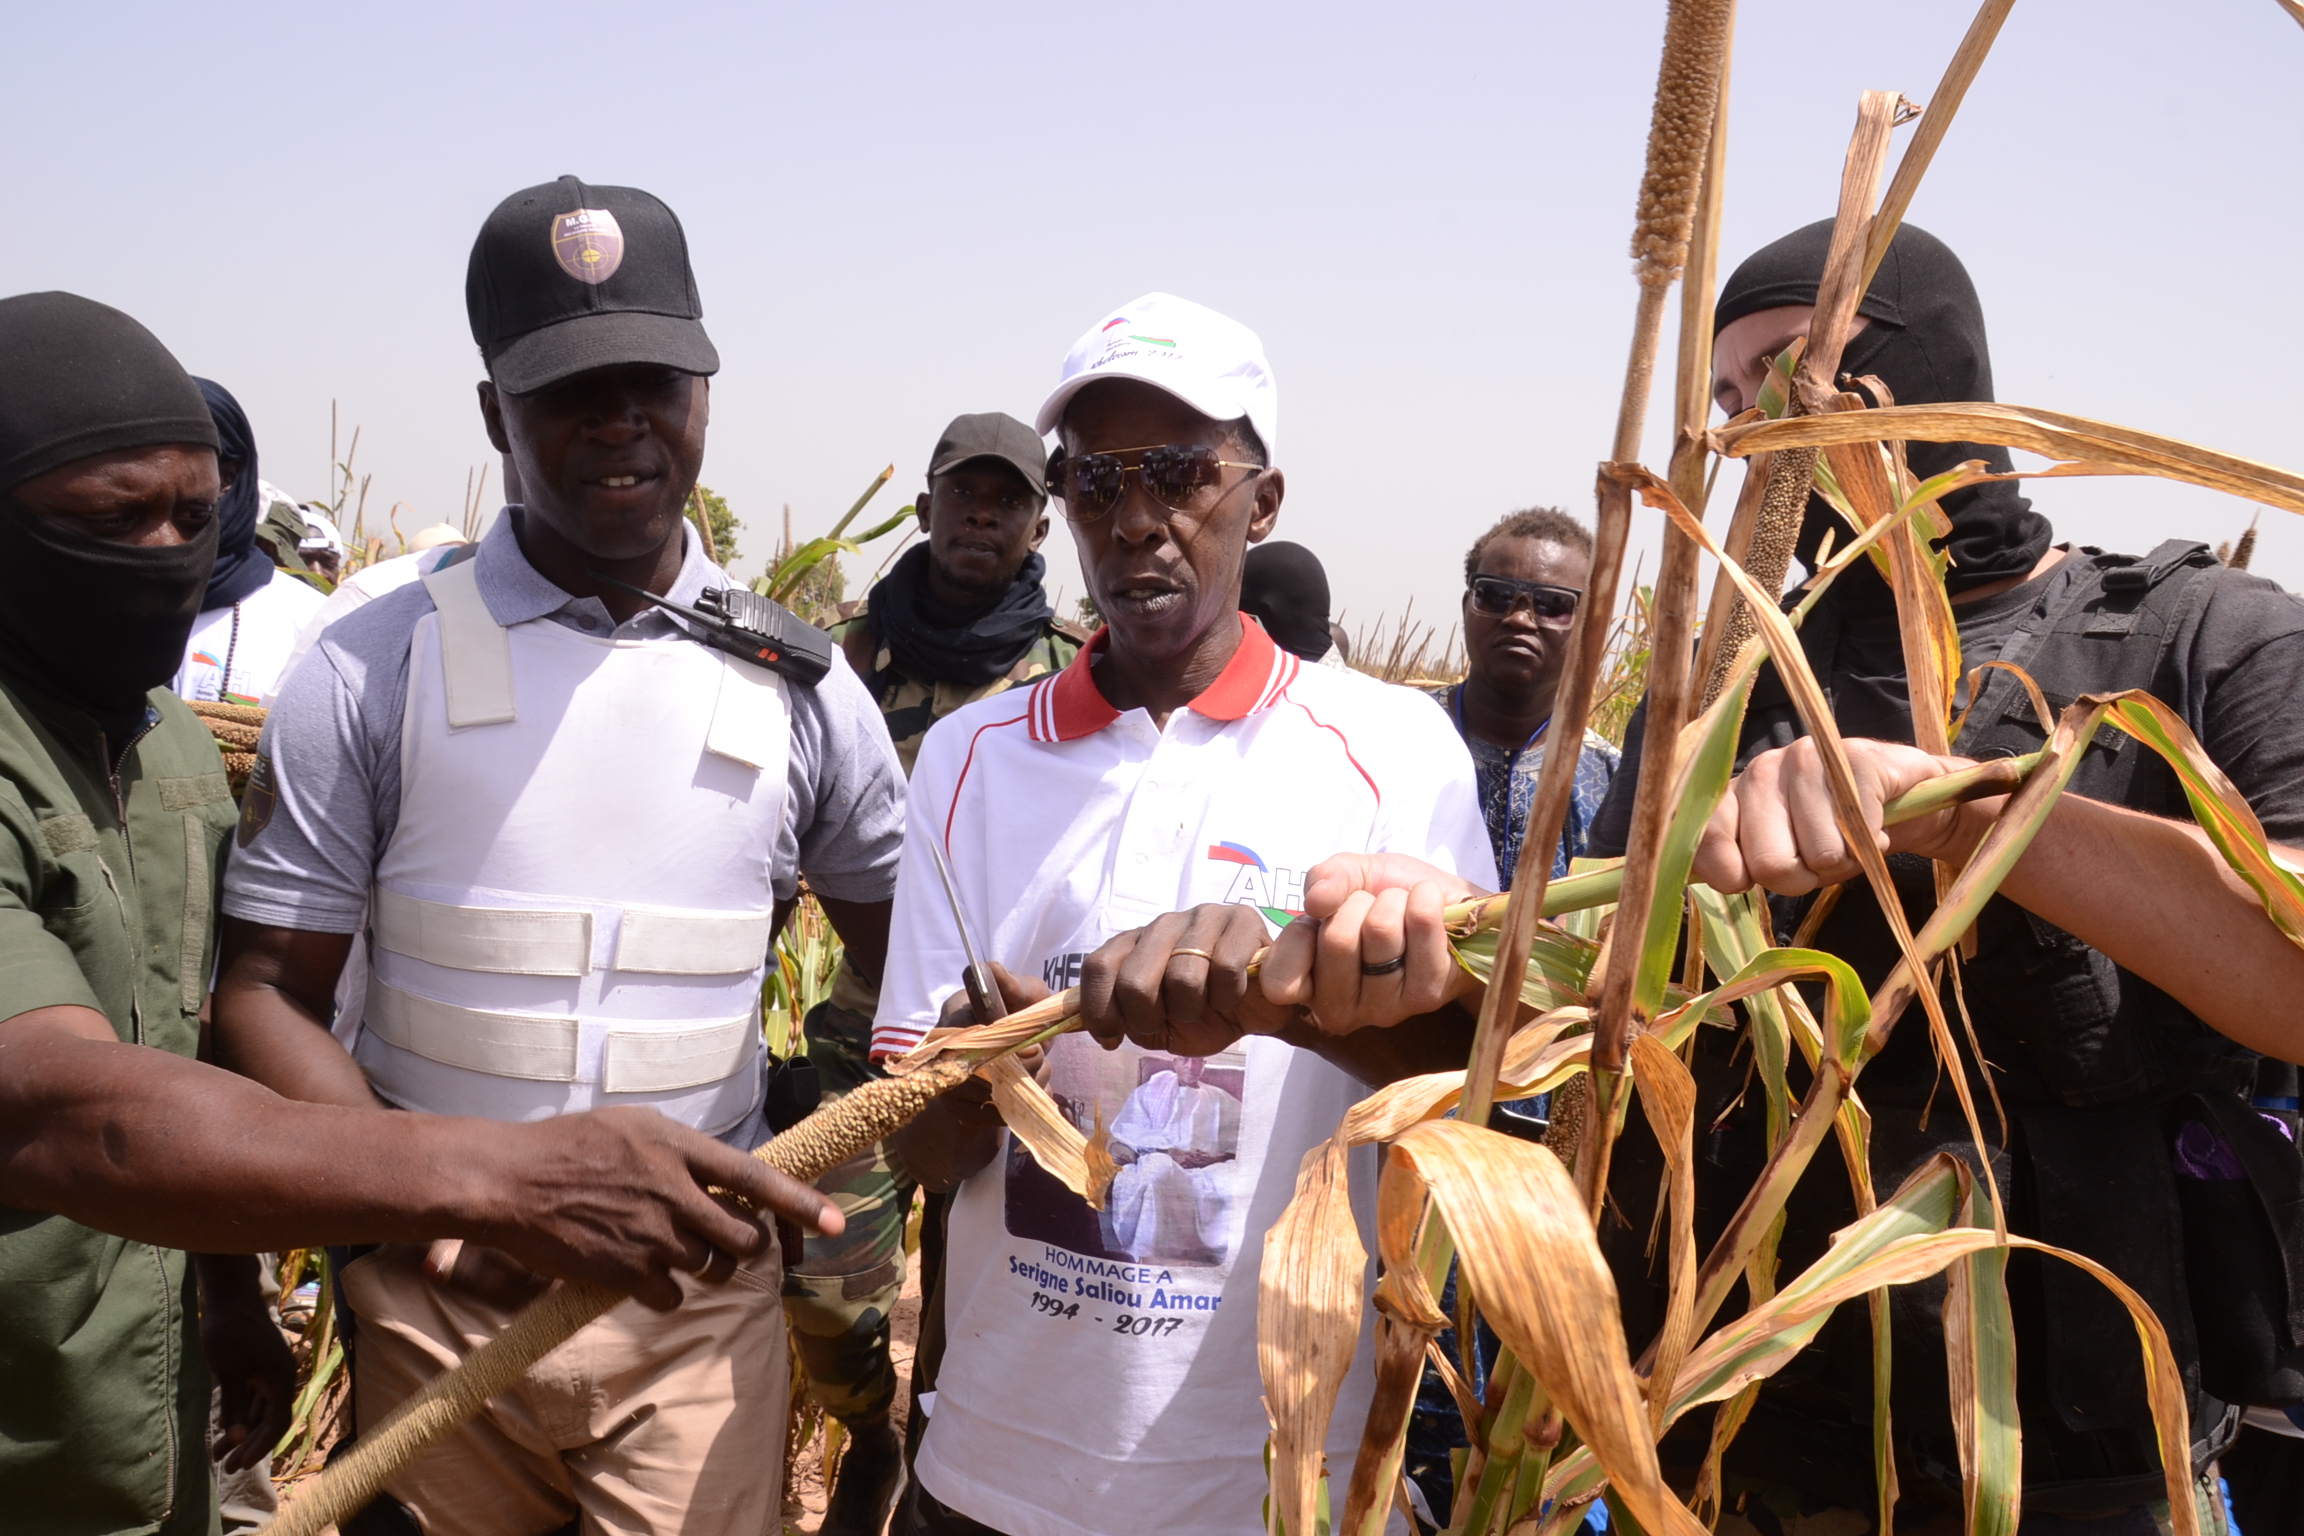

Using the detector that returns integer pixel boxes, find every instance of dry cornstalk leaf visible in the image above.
[1258,1140,1367,1536]
[1715,401,2304,518]
[1381,1121,1706,1536]
[980,1053,1096,1204]
[1699,87,1898,715]
[1628,1035,1697,1436]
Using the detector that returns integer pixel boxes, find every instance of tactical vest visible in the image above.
[1950,540,2249,1108]
[354,557,789,1138]
[1780,543,2304,1496]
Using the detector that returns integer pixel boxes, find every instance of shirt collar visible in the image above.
[471,507,723,632]
[1030,614,1298,743]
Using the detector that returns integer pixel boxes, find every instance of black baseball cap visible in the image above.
[927,412,1048,499]
[466,175,720,394]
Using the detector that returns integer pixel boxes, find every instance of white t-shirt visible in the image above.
[873,618,1496,1536]
[277,546,458,686]
[173,566,327,706]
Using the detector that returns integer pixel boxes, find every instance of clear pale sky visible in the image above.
[11,2,2301,645]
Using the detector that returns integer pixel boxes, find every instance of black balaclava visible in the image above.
[0,292,221,742]
[1239,540,1334,661]
[194,378,274,611]
[1715,220,2052,595]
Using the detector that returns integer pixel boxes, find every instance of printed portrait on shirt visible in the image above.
[1005,1036,1249,1268]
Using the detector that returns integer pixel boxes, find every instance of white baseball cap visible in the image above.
[297,506,347,557]
[1036,292,1278,459]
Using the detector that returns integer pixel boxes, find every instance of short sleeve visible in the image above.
[783,644,906,904]
[217,629,392,932]
[2191,581,2304,847]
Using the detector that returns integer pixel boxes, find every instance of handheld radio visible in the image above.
[586,571,834,687]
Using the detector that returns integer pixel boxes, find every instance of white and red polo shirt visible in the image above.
[875,615,1494,1536]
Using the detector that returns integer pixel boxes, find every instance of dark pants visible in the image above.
[890,1478,1011,1536]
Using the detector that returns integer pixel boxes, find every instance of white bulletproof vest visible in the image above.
[357,557,790,1135]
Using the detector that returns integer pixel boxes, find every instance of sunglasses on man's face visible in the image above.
[1466,575,1581,626]
[1045,443,1263,523]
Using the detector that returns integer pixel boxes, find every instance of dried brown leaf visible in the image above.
[1383,1121,1707,1536]
[1259,1140,1367,1536]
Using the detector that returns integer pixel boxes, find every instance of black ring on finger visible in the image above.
[1360,954,1408,977]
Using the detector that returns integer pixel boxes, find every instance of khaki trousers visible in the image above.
[341,1242,788,1536]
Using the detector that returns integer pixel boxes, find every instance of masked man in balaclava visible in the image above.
[1580,221,2304,1527]
[0,290,841,1536]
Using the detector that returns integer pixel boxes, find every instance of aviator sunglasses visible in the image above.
[1045,443,1264,522]
[1466,575,1581,626]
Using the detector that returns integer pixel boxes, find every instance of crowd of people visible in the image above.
[2,170,2300,1536]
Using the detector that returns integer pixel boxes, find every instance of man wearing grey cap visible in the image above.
[212,176,905,1536]
[786,412,1085,1532]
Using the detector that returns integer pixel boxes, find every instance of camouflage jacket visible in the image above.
[831,601,1089,776]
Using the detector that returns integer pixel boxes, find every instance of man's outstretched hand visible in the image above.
[466,1107,844,1312]
[1693,737,1986,897]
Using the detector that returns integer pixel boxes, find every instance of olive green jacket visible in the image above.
[0,673,236,1536]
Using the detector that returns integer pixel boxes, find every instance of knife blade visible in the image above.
[923,831,1009,1025]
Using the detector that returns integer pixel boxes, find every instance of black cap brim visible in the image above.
[487,310,720,394]
[928,448,1048,498]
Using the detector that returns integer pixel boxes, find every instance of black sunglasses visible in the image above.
[1467,575,1580,625]
[1045,443,1263,522]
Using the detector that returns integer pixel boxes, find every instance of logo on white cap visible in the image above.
[1039,292,1278,458]
[552,208,624,285]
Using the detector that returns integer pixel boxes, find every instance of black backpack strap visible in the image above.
[1955,543,2221,762]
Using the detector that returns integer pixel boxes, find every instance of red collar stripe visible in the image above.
[1028,616,1294,744]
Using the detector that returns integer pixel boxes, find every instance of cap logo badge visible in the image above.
[551,208,624,285]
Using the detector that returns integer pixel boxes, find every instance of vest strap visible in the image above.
[374,887,593,976]
[616,906,776,975]
[603,1015,760,1094]
[367,982,580,1082]
[420,558,517,727]
[374,887,774,977]
[368,980,762,1093]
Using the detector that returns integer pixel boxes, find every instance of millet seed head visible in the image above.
[755,1057,975,1184]
[1631,0,1733,290]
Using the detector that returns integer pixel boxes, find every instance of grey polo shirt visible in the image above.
[222,510,905,932]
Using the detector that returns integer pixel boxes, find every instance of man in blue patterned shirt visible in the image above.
[1429,507,1619,888]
